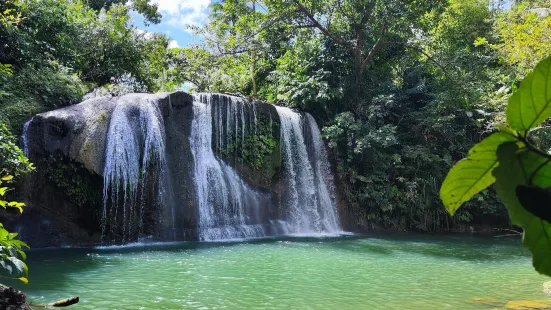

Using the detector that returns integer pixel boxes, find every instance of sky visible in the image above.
[132,0,213,48]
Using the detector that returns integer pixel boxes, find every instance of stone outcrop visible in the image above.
[0,284,31,310]
[26,92,194,175]
[12,91,292,246]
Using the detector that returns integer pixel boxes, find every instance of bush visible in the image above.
[0,123,33,284]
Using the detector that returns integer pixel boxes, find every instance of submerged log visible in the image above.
[32,296,79,308]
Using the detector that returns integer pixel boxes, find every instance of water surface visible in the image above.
[9,234,550,309]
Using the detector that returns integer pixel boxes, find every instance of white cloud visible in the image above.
[135,28,154,39]
[168,40,180,48]
[152,0,211,31]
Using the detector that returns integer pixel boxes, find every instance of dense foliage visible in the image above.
[0,0,170,132]
[441,55,551,276]
[1,0,550,233]
[0,124,33,284]
[176,0,551,231]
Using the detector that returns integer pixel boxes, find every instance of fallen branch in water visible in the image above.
[493,228,522,237]
[30,297,79,308]
[495,233,523,238]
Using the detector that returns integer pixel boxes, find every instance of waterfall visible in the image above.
[22,118,32,157]
[102,94,173,242]
[276,106,341,234]
[26,91,342,243]
[305,114,340,232]
[190,94,266,241]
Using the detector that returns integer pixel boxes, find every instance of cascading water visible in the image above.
[276,106,341,234]
[25,91,342,243]
[102,94,173,242]
[305,114,340,232]
[22,117,33,157]
[190,94,266,241]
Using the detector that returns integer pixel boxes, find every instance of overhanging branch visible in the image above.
[360,25,386,72]
[291,0,351,48]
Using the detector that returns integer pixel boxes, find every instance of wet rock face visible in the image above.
[159,92,197,239]
[28,92,194,176]
[28,96,115,176]
[18,91,287,244]
[210,96,283,191]
[17,91,341,245]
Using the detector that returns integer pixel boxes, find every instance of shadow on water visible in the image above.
[89,232,529,262]
[320,232,529,262]
[4,247,114,292]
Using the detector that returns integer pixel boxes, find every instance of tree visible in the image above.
[494,0,551,75]
[0,6,21,78]
[166,48,218,92]
[193,0,285,97]
[0,0,177,132]
[135,33,172,92]
[267,0,443,77]
[86,0,162,25]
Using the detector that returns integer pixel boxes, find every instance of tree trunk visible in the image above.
[250,49,257,98]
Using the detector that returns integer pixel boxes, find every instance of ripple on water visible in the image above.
[11,235,549,309]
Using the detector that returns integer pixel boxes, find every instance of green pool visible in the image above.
[7,234,550,309]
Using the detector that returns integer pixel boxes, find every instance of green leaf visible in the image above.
[7,201,24,213]
[440,132,516,215]
[17,250,26,261]
[0,228,8,241]
[493,143,551,276]
[496,124,517,136]
[507,56,551,132]
[1,176,13,181]
[22,261,28,277]
[18,277,28,284]
[12,240,30,250]
[473,37,487,47]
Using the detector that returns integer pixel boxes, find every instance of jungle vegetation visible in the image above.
[1,0,550,235]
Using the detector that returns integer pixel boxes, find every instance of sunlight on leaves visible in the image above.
[507,57,551,132]
[440,132,516,215]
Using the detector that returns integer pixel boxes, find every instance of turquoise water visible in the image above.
[7,234,550,309]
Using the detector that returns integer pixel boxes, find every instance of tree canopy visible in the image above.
[1,0,551,240]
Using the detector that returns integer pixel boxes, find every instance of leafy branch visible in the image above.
[441,56,551,277]
[0,124,33,285]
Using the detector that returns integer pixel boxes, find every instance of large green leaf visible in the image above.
[0,246,28,279]
[493,143,551,276]
[440,132,516,215]
[507,56,551,132]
